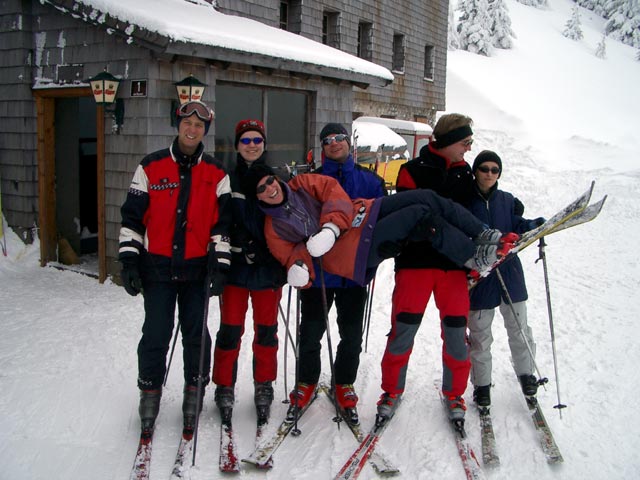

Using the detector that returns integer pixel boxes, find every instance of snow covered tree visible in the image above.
[604,0,640,47]
[595,34,608,58]
[457,0,494,56]
[514,0,548,7]
[448,1,460,50]
[563,5,585,40]
[489,0,516,49]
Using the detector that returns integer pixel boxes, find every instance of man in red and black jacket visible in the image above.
[118,100,232,435]
[377,113,476,423]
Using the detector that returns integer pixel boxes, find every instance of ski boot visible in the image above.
[182,385,204,431]
[286,383,317,421]
[334,384,359,426]
[214,385,234,424]
[519,374,539,396]
[445,395,467,432]
[254,382,274,425]
[138,388,162,434]
[376,392,402,427]
[473,385,491,408]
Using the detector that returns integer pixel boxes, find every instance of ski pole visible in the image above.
[495,269,546,383]
[192,275,213,466]
[318,257,341,429]
[0,175,6,256]
[291,288,303,436]
[363,276,376,352]
[279,285,294,403]
[163,319,181,386]
[536,237,567,417]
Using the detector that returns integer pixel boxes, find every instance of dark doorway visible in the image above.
[54,97,98,257]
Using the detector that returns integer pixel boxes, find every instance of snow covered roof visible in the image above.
[46,0,394,87]
[355,116,433,135]
[352,121,408,152]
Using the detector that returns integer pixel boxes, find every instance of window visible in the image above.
[357,22,373,61]
[280,1,288,30]
[280,1,302,34]
[424,45,434,80]
[214,84,309,173]
[323,11,340,49]
[392,34,405,73]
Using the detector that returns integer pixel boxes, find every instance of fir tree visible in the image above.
[448,1,460,50]
[515,0,548,7]
[458,0,494,56]
[595,34,607,58]
[489,0,517,49]
[604,0,640,48]
[563,5,585,40]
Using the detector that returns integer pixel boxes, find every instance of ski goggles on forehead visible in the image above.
[321,134,349,146]
[256,175,276,194]
[177,101,213,122]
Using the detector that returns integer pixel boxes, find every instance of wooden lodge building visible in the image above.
[0,0,449,282]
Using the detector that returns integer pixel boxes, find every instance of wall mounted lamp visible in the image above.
[171,75,207,126]
[87,69,125,134]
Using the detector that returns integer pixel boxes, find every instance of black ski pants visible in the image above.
[298,286,367,385]
[137,278,212,390]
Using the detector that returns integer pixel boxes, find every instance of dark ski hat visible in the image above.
[472,150,502,178]
[235,119,266,147]
[319,122,350,144]
[241,163,276,198]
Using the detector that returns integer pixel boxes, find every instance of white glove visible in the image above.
[306,223,339,257]
[287,262,309,287]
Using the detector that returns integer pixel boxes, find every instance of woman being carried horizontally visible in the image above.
[243,163,518,297]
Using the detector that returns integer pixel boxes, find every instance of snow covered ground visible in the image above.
[1,1,639,479]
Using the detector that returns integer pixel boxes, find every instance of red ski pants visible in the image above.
[380,269,471,397]
[212,285,281,387]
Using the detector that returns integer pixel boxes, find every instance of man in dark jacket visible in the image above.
[119,100,232,435]
[290,123,386,425]
[378,113,477,423]
[467,150,545,407]
[211,119,286,424]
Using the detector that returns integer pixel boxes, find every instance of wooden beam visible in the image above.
[96,105,107,283]
[35,96,57,266]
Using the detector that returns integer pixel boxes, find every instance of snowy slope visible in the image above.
[1,0,639,479]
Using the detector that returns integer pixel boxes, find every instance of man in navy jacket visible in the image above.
[289,123,386,425]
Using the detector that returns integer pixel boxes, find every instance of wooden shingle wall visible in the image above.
[1,0,38,238]
[217,0,449,124]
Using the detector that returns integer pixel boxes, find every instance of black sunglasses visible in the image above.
[477,165,500,174]
[321,134,349,146]
[256,175,277,194]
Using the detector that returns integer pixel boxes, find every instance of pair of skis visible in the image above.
[242,386,399,476]
[472,182,606,467]
[469,180,606,289]
[130,428,195,480]
[478,392,564,467]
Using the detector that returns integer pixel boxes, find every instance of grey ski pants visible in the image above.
[468,300,536,387]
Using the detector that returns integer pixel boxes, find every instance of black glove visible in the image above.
[524,217,546,231]
[120,256,142,296]
[377,240,405,259]
[244,240,269,265]
[208,270,227,297]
